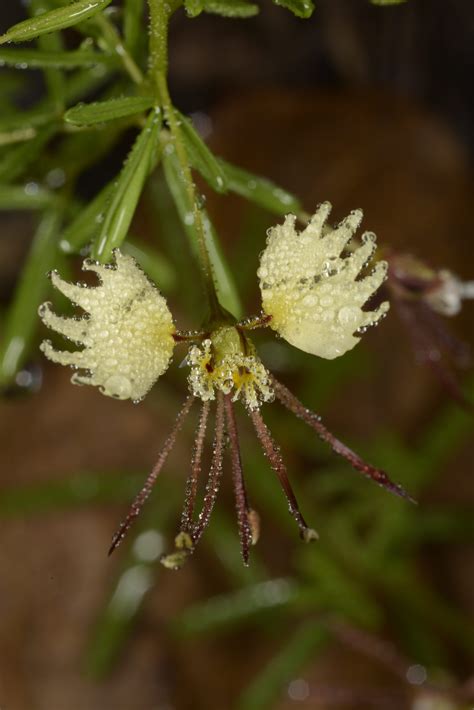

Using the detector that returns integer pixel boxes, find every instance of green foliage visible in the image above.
[184,0,260,18]
[238,622,327,710]
[161,134,242,317]
[0,210,61,386]
[177,109,229,193]
[91,110,162,261]
[272,0,315,19]
[0,0,113,45]
[0,2,468,709]
[0,47,118,69]
[64,96,156,126]
[219,158,303,215]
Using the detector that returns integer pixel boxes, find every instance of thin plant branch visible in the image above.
[224,395,253,564]
[271,376,415,503]
[109,395,195,554]
[192,392,226,545]
[249,405,318,542]
[180,399,210,533]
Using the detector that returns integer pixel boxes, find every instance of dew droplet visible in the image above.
[337,305,360,327]
[102,375,132,399]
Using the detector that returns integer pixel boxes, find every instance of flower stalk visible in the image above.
[148,0,225,322]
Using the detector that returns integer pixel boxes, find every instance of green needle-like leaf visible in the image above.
[174,579,299,636]
[0,47,118,70]
[0,0,113,45]
[219,158,302,215]
[272,0,315,19]
[64,96,156,126]
[239,622,327,710]
[162,145,243,318]
[91,109,162,262]
[0,209,61,387]
[177,109,228,193]
[59,182,115,254]
[124,0,145,59]
[122,240,176,292]
[85,478,181,678]
[185,0,259,18]
[0,185,57,211]
[0,125,56,183]
[0,472,142,517]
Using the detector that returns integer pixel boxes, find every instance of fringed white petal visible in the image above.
[258,203,389,359]
[39,250,175,402]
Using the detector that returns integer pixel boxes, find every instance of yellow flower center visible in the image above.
[187,326,273,410]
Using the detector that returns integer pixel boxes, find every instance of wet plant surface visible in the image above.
[0,1,473,708]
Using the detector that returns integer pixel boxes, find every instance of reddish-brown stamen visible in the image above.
[180,400,210,534]
[271,376,415,503]
[224,395,253,565]
[108,395,195,555]
[249,406,317,541]
[192,392,225,545]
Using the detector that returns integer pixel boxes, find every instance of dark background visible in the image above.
[0,1,473,709]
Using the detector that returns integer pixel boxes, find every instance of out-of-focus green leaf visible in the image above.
[219,158,302,215]
[85,477,181,677]
[272,0,315,19]
[0,106,58,133]
[239,621,327,710]
[64,64,112,106]
[301,547,382,628]
[0,47,118,69]
[89,12,144,84]
[205,510,267,585]
[65,96,155,126]
[185,0,259,18]
[162,143,242,318]
[59,182,114,254]
[0,209,60,387]
[177,109,228,193]
[147,173,200,314]
[174,578,299,636]
[382,566,474,661]
[86,562,155,676]
[124,0,145,59]
[122,240,176,292]
[0,0,113,45]
[0,184,56,211]
[0,125,56,183]
[408,509,474,543]
[91,109,162,262]
[0,127,38,146]
[0,472,142,517]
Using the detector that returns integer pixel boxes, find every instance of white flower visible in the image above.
[187,326,273,410]
[39,250,175,402]
[258,202,389,359]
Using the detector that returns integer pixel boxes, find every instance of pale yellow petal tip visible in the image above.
[259,204,389,359]
[39,250,175,402]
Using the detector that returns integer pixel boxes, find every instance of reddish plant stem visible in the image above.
[192,392,225,545]
[271,376,415,503]
[180,399,210,534]
[108,395,195,555]
[249,405,316,540]
[224,395,252,565]
[394,297,473,412]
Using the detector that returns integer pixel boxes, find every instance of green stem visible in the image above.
[147,0,225,322]
[95,14,144,84]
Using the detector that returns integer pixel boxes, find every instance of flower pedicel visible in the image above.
[39,203,413,568]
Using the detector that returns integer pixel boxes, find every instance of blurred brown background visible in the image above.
[0,1,473,709]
